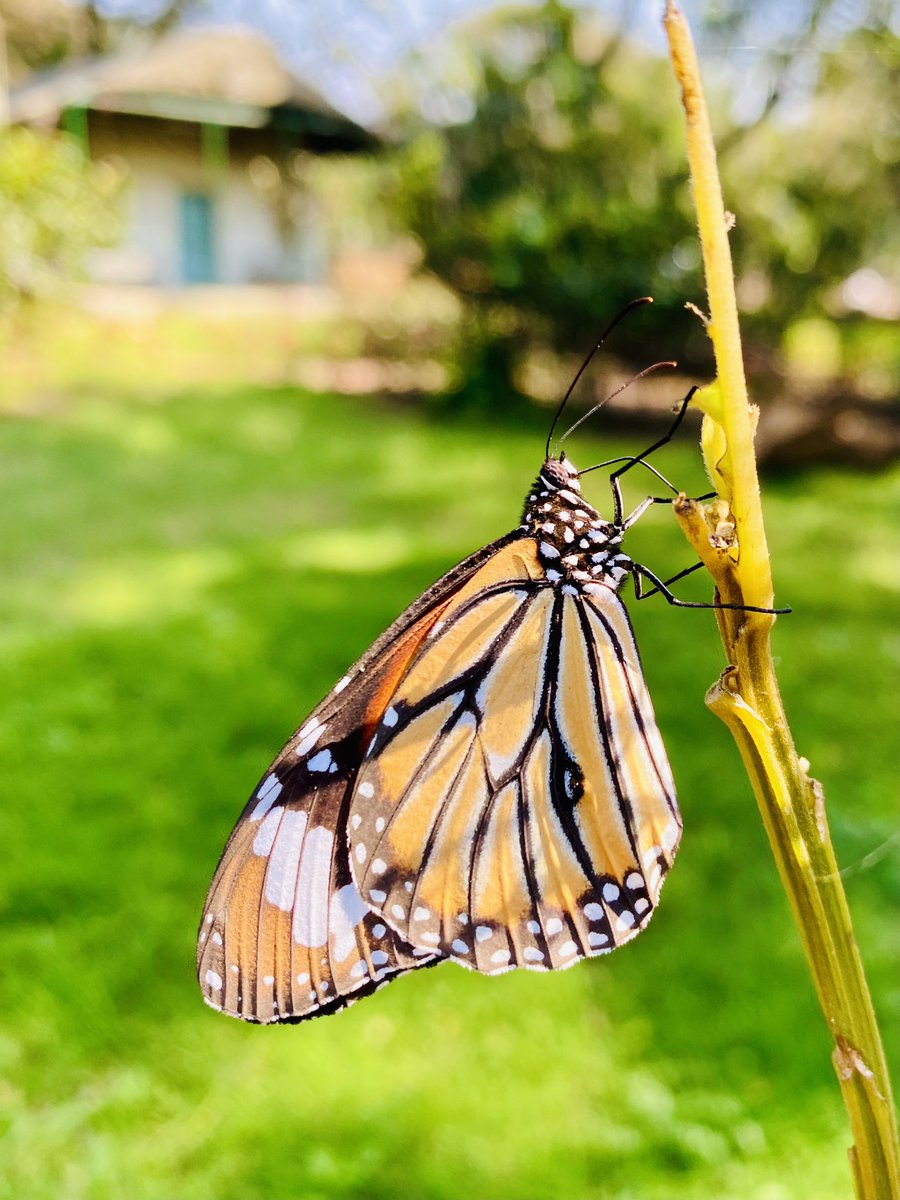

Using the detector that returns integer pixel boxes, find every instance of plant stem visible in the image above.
[662,5,900,1197]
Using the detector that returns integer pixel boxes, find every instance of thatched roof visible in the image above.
[10,26,373,146]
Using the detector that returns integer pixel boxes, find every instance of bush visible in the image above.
[0,126,122,313]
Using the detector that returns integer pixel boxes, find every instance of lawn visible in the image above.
[0,365,897,1199]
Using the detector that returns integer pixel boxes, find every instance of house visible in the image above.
[9,27,375,286]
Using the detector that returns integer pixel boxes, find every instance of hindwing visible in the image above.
[347,566,682,974]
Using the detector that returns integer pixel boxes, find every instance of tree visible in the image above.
[0,127,122,313]
[391,2,898,409]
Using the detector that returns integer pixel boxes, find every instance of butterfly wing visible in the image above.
[197,533,525,1022]
[348,561,682,974]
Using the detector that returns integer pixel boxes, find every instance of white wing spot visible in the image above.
[265,809,308,911]
[404,881,414,893]
[451,939,469,955]
[371,859,387,875]
[229,964,239,974]
[355,843,367,863]
[296,972,310,985]
[351,814,362,830]
[527,919,541,934]
[295,723,324,757]
[413,907,430,922]
[320,980,330,992]
[205,914,214,924]
[635,898,650,914]
[539,541,560,559]
[412,947,432,957]
[602,882,620,902]
[584,902,603,920]
[523,947,545,962]
[546,917,564,935]
[391,904,405,920]
[588,932,609,947]
[307,749,333,773]
[559,940,578,957]
[211,931,223,946]
[350,960,367,978]
[358,781,375,799]
[458,913,469,925]
[252,807,282,857]
[616,912,636,931]
[328,882,369,963]
[291,824,334,944]
[370,888,387,903]
[334,675,351,693]
[475,925,492,943]
[250,773,282,820]
[626,871,644,889]
[371,950,389,966]
[490,949,510,964]
[421,931,440,945]
[375,817,385,833]
[263,975,274,986]
[383,707,398,728]
[372,923,386,938]
[205,970,223,991]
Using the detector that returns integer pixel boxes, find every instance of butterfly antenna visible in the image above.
[545,296,653,459]
[556,359,677,449]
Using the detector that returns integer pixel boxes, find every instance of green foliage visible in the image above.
[724,23,900,354]
[0,341,896,1196]
[391,4,899,406]
[393,5,692,405]
[0,127,122,313]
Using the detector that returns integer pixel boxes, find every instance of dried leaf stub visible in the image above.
[706,497,737,551]
[833,1036,881,1095]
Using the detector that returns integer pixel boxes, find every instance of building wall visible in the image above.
[86,111,326,286]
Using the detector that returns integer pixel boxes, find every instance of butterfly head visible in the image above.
[537,454,582,492]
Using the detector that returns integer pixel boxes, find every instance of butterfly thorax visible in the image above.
[521,457,631,591]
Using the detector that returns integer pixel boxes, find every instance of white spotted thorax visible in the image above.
[521,455,631,591]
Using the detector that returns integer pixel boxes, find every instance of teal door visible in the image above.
[180,193,215,283]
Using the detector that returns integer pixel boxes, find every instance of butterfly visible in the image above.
[197,307,787,1024]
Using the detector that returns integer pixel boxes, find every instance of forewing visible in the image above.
[197,532,527,1021]
[349,571,681,974]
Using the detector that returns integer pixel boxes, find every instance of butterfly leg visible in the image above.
[608,385,700,524]
[632,562,792,614]
[631,560,706,598]
[621,491,717,530]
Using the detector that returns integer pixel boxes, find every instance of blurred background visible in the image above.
[0,2,897,1197]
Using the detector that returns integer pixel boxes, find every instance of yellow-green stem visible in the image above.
[663,6,900,1198]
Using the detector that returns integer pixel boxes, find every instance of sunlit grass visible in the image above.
[0,376,896,1199]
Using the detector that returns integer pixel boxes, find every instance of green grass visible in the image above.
[0,373,897,1199]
